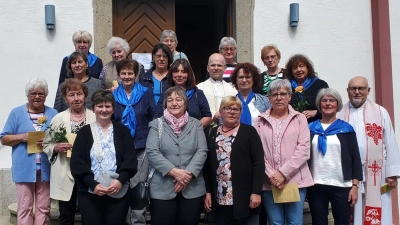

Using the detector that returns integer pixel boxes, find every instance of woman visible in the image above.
[160,30,189,62]
[230,62,270,126]
[0,77,58,225]
[70,89,137,225]
[204,96,265,225]
[43,78,96,225]
[284,54,329,123]
[146,86,208,225]
[139,43,172,104]
[58,30,103,85]
[219,37,237,82]
[308,88,362,225]
[255,79,313,225]
[154,59,212,127]
[260,45,284,96]
[54,51,102,112]
[99,37,145,90]
[112,59,155,224]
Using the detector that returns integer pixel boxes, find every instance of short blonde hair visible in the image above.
[219,96,242,112]
[72,30,93,48]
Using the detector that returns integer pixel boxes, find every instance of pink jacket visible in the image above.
[255,105,314,190]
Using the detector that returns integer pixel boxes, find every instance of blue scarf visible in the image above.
[66,52,98,67]
[113,82,148,137]
[309,119,354,155]
[237,91,255,125]
[186,89,195,100]
[291,77,318,90]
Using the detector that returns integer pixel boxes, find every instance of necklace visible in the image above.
[221,124,238,133]
[70,109,86,122]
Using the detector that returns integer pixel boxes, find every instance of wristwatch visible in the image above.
[352,183,359,188]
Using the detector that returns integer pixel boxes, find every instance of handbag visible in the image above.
[129,118,162,209]
[90,123,129,199]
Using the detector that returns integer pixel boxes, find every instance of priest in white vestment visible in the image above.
[197,53,237,127]
[337,76,400,225]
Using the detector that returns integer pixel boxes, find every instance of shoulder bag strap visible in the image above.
[146,118,163,182]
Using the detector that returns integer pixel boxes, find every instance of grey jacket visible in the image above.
[146,117,208,200]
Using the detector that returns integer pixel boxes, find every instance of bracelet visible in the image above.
[352,183,358,188]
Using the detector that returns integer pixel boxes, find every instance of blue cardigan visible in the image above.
[153,87,212,120]
[0,104,57,182]
[112,88,155,149]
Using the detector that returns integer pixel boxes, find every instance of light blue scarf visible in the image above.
[113,82,148,137]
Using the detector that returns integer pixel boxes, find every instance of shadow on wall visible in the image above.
[0,169,17,217]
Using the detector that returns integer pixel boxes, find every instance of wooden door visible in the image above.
[113,0,175,55]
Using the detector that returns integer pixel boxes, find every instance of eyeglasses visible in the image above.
[264,55,277,60]
[208,64,224,68]
[155,54,167,60]
[348,86,368,92]
[269,93,289,99]
[223,107,241,113]
[321,98,337,103]
[162,39,176,44]
[167,98,183,104]
[237,76,252,80]
[222,47,236,52]
[29,92,46,97]
[75,40,89,45]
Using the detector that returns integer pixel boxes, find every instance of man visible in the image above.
[197,53,237,127]
[337,76,400,225]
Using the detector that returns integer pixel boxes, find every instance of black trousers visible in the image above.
[78,190,130,225]
[307,184,352,225]
[214,204,259,225]
[150,192,204,225]
[58,183,78,225]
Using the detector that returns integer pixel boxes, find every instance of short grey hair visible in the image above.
[267,79,292,96]
[163,86,189,112]
[160,30,178,47]
[106,37,130,56]
[219,37,237,51]
[315,88,343,112]
[72,30,93,48]
[25,77,49,96]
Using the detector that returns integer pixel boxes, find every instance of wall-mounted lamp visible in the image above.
[45,5,55,30]
[290,3,299,27]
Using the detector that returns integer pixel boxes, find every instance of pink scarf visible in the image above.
[163,109,189,135]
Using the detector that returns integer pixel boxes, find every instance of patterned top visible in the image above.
[260,69,284,96]
[90,125,117,182]
[215,128,237,205]
[270,117,288,169]
[71,118,86,134]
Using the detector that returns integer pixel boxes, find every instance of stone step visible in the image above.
[9,202,332,224]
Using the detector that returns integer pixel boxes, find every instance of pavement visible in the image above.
[0,216,12,225]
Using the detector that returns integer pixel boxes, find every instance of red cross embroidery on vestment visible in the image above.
[365,123,382,145]
[364,206,381,225]
[367,159,382,186]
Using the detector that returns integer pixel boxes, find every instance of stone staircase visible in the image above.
[7,202,332,224]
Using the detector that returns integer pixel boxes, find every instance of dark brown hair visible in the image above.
[167,59,196,90]
[66,51,90,78]
[151,43,173,71]
[91,89,115,109]
[116,59,139,76]
[60,78,89,98]
[284,54,317,80]
[230,62,261,91]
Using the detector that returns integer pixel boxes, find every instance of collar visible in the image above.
[209,78,223,85]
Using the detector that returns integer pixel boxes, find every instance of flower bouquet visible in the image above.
[292,86,309,112]
[38,116,70,161]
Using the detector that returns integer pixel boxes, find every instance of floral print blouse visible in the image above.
[216,128,237,205]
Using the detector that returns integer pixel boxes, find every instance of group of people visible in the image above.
[1,28,399,225]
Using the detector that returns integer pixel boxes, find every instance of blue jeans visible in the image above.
[262,188,307,225]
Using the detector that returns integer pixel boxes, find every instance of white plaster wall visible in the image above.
[390,0,400,133]
[253,0,375,104]
[0,1,94,169]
